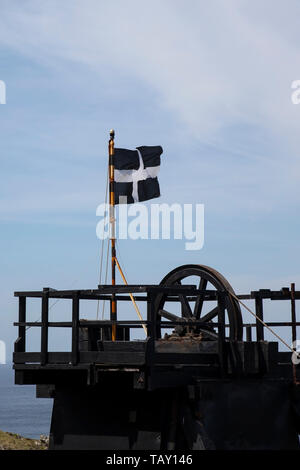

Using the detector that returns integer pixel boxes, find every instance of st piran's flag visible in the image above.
[113,146,163,204]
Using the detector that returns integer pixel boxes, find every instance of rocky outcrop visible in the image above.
[0,430,48,450]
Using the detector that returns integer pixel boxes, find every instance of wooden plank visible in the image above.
[14,352,72,364]
[14,352,41,363]
[14,287,300,299]
[15,284,216,296]
[155,341,218,354]
[240,322,300,327]
[13,351,146,366]
[79,351,145,365]
[152,353,219,365]
[13,362,88,370]
[14,319,235,328]
[98,284,198,293]
[99,341,146,352]
[14,322,73,327]
[250,289,300,300]
[79,320,149,327]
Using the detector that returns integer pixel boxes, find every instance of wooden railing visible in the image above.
[13,285,300,370]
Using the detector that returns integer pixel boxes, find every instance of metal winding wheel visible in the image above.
[154,264,243,341]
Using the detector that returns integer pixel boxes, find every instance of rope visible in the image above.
[115,239,147,336]
[96,166,109,319]
[229,292,299,356]
[114,256,147,336]
[116,239,129,280]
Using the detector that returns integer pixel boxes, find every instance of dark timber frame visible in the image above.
[13,284,300,387]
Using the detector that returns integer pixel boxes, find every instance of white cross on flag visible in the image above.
[114,146,163,204]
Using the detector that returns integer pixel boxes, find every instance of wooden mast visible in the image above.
[109,129,117,341]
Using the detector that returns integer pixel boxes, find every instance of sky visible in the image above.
[0,0,300,357]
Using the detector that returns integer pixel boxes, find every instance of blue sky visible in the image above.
[1,0,300,356]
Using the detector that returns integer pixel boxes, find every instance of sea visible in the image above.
[0,364,52,439]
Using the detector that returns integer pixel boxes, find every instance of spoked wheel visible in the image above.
[154,264,243,341]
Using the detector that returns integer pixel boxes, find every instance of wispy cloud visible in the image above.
[1,0,300,143]
[1,0,300,220]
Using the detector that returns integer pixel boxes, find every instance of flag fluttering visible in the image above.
[113,146,163,204]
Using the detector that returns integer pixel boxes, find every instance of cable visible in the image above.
[96,166,109,319]
[115,239,129,279]
[114,256,147,335]
[229,292,299,356]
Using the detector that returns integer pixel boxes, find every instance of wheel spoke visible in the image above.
[158,309,183,323]
[179,294,193,318]
[194,277,208,318]
[174,280,193,319]
[199,306,219,323]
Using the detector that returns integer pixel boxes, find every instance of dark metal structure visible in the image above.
[13,265,300,449]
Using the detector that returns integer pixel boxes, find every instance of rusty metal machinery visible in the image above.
[155,264,243,341]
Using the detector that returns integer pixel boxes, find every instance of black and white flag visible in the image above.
[113,146,163,204]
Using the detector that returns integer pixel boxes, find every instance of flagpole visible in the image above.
[109,129,117,341]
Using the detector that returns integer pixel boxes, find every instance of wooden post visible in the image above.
[291,283,297,346]
[41,288,49,366]
[16,296,26,352]
[217,291,226,376]
[72,291,80,365]
[146,292,152,339]
[109,129,117,341]
[255,295,264,341]
[246,325,252,342]
[146,291,155,364]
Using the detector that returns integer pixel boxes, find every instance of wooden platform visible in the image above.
[13,284,300,389]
